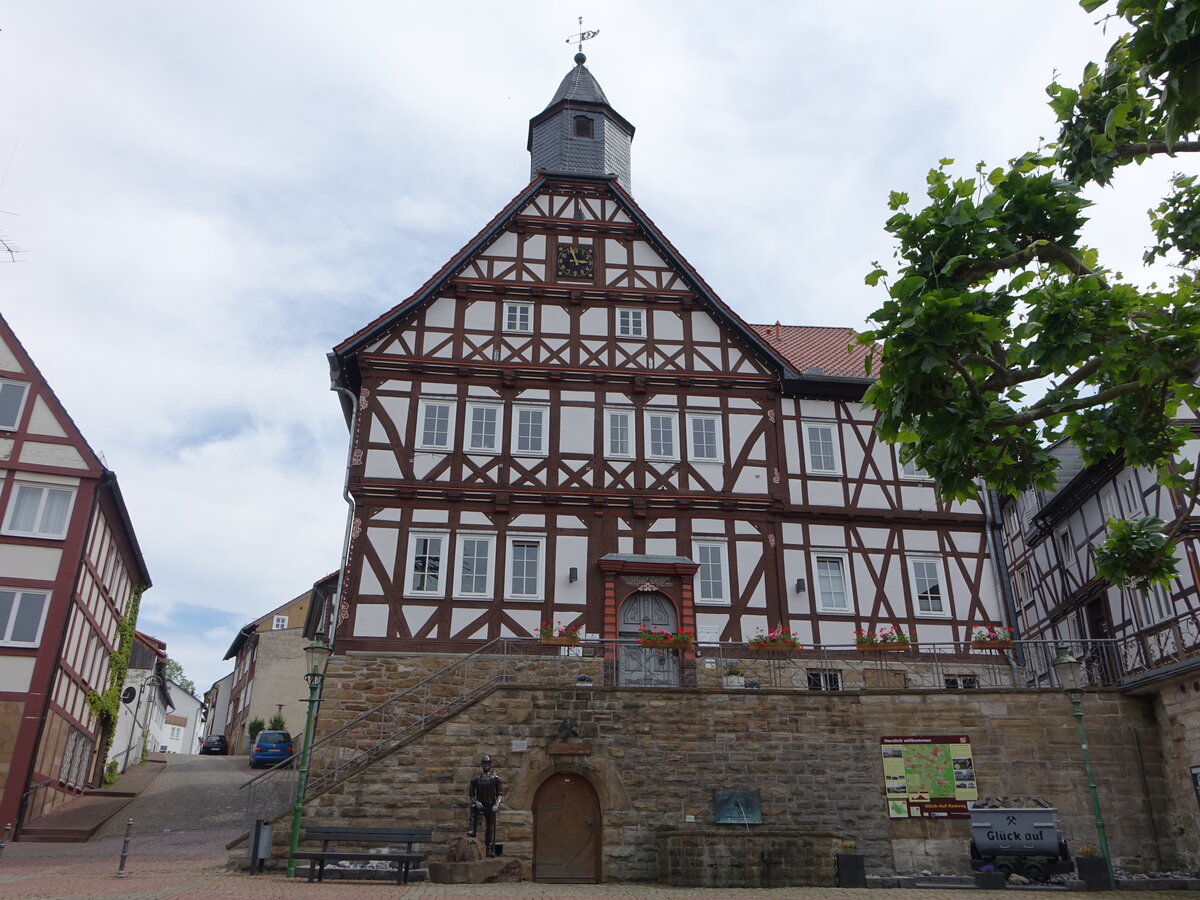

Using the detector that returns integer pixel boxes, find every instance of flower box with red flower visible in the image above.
[638,628,693,649]
[538,621,582,646]
[855,627,915,651]
[748,626,801,652]
[970,625,1014,650]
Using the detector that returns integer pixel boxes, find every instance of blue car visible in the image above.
[249,730,294,768]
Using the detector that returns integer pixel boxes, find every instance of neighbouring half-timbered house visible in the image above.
[0,314,150,834]
[998,433,1200,854]
[1000,436,1200,676]
[325,55,1006,676]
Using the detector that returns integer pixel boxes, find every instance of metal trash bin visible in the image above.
[247,819,272,875]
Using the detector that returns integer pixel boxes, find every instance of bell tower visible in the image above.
[527,52,636,190]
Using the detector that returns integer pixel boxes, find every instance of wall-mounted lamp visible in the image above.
[568,567,578,583]
[795,578,806,594]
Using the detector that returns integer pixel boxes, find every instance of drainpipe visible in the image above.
[981,486,1025,671]
[327,354,362,647]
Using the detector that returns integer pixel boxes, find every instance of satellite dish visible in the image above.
[121,686,137,705]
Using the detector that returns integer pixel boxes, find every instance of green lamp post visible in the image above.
[287,632,331,877]
[1052,645,1114,889]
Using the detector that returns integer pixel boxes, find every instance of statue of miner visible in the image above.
[467,754,503,857]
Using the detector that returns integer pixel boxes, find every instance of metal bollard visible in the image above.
[0,822,11,859]
[115,818,133,877]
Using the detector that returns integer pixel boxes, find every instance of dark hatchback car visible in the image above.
[200,734,228,755]
[249,730,294,768]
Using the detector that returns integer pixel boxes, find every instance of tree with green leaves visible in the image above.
[163,657,196,697]
[860,0,1200,591]
[268,712,287,732]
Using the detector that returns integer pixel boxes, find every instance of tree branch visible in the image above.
[953,242,1110,290]
[1044,356,1107,396]
[1009,378,1153,426]
[1114,140,1200,159]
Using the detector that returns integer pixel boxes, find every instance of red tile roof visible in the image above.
[749,323,879,379]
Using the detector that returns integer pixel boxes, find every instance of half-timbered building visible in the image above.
[326,55,1005,675]
[0,314,150,833]
[259,54,1200,883]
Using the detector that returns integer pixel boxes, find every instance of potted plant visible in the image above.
[722,664,745,688]
[970,625,1015,650]
[854,626,915,651]
[835,838,866,887]
[1073,843,1111,891]
[575,673,594,688]
[539,620,582,646]
[748,626,801,652]
[638,628,693,649]
[743,677,761,689]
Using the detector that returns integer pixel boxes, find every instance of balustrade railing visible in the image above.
[241,631,1197,827]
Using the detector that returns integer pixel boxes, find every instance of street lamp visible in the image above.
[287,632,332,877]
[1052,645,1114,888]
[121,673,165,772]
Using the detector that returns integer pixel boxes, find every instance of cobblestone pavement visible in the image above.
[2,756,1197,898]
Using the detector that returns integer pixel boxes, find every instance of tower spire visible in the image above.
[527,28,635,190]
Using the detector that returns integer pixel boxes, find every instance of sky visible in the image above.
[0,2,1182,695]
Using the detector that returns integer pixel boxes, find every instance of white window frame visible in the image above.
[906,556,948,617]
[1141,583,1173,625]
[404,530,448,597]
[512,404,548,456]
[692,540,729,605]
[503,301,533,334]
[802,421,842,476]
[812,552,851,613]
[0,589,49,647]
[454,533,496,599]
[2,482,77,540]
[1098,488,1119,540]
[0,379,30,431]
[505,534,546,601]
[604,408,635,460]
[617,308,645,338]
[465,402,501,454]
[897,450,933,481]
[1056,526,1076,569]
[416,399,455,451]
[644,411,679,461]
[686,414,723,463]
[272,616,288,630]
[1120,476,1140,514]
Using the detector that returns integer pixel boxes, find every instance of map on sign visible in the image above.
[880,735,975,819]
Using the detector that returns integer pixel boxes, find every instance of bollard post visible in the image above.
[0,822,11,859]
[115,818,133,877]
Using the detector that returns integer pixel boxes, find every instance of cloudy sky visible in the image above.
[0,2,1178,693]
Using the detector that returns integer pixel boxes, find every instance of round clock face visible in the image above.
[556,244,594,279]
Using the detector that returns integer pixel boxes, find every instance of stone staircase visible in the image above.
[241,637,568,828]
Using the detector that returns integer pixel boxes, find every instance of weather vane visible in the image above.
[565,17,599,54]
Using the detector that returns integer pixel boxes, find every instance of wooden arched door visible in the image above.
[618,590,680,686]
[533,773,601,883]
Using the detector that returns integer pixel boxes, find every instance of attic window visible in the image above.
[574,116,594,139]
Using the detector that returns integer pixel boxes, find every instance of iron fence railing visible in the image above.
[241,633,1196,827]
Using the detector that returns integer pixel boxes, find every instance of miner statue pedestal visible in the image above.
[429,754,521,884]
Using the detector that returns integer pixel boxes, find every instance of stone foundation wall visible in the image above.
[1151,679,1200,869]
[303,653,1181,883]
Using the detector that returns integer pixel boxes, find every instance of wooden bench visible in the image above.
[293,825,433,884]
